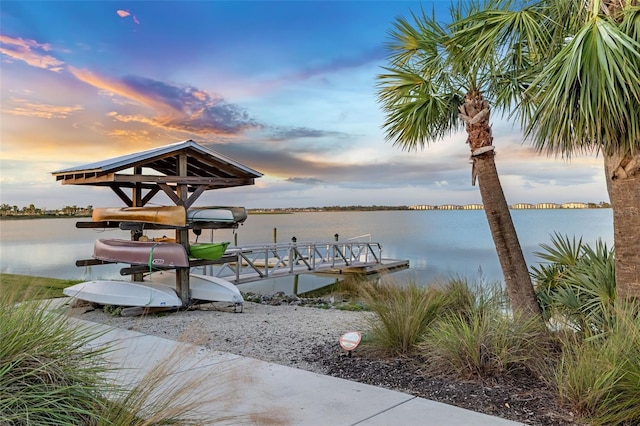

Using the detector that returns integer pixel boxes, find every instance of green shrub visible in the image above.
[0,284,251,425]
[360,279,445,355]
[532,233,616,336]
[421,293,550,379]
[554,303,640,425]
[0,293,110,425]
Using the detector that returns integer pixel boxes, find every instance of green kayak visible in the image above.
[188,242,231,260]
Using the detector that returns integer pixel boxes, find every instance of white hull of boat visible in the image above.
[187,206,247,223]
[63,280,183,308]
[148,271,244,307]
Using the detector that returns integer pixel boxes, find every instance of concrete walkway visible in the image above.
[69,316,524,426]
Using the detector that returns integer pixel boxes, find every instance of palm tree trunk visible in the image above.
[475,154,542,316]
[461,90,541,317]
[604,152,640,299]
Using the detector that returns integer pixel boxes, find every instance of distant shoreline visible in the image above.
[0,214,91,221]
[0,205,612,220]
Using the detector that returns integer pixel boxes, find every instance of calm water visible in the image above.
[0,209,613,293]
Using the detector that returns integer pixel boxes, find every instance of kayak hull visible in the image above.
[149,271,243,306]
[187,206,247,223]
[94,238,190,267]
[188,242,230,260]
[63,280,182,307]
[92,206,186,226]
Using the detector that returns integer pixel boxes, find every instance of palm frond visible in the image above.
[525,16,640,157]
[449,1,558,113]
[377,9,466,150]
[533,232,583,265]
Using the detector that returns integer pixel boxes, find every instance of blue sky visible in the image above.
[0,1,608,209]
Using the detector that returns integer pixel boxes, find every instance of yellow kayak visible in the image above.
[92,206,186,226]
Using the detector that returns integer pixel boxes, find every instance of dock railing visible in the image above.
[204,240,383,284]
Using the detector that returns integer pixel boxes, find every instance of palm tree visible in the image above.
[453,0,640,299]
[376,6,542,317]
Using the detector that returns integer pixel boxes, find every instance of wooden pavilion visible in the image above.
[52,139,262,304]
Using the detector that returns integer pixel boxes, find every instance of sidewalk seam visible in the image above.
[349,396,417,426]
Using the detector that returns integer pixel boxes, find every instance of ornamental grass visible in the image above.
[358,279,446,355]
[553,302,640,426]
[0,283,253,425]
[419,281,552,379]
[0,291,110,425]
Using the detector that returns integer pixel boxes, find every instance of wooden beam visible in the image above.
[75,259,114,267]
[111,175,252,185]
[140,187,161,206]
[75,221,120,228]
[176,153,190,304]
[158,183,183,205]
[110,185,133,207]
[132,167,142,208]
[184,185,206,209]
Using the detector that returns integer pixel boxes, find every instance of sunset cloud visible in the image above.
[268,126,346,142]
[0,35,64,72]
[286,177,325,185]
[116,9,140,24]
[68,67,259,135]
[1,98,83,119]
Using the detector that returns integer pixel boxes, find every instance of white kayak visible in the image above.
[63,280,183,308]
[148,271,243,310]
[187,206,247,223]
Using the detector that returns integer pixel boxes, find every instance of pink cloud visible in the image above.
[2,98,83,119]
[116,9,139,24]
[68,67,259,136]
[0,35,64,71]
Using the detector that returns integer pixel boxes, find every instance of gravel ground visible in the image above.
[67,299,576,425]
[67,300,372,373]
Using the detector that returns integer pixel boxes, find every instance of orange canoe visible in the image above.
[92,206,186,226]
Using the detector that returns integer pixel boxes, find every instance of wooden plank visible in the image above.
[76,221,120,228]
[120,306,180,317]
[76,259,114,267]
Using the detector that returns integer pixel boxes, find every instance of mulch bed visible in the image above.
[305,342,580,426]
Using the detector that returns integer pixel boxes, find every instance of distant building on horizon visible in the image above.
[463,204,483,210]
[511,203,534,209]
[438,204,463,210]
[535,203,561,209]
[408,201,598,211]
[561,202,588,209]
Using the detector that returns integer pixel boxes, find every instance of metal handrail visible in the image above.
[207,240,382,283]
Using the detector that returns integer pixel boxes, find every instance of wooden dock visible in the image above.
[194,241,409,284]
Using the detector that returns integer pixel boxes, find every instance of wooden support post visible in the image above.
[132,167,144,282]
[176,154,190,304]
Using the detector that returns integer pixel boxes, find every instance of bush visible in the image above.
[360,279,445,355]
[554,303,640,425]
[532,233,616,336]
[421,282,551,379]
[0,293,110,425]
[0,286,249,425]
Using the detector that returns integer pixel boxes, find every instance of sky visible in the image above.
[0,1,609,210]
